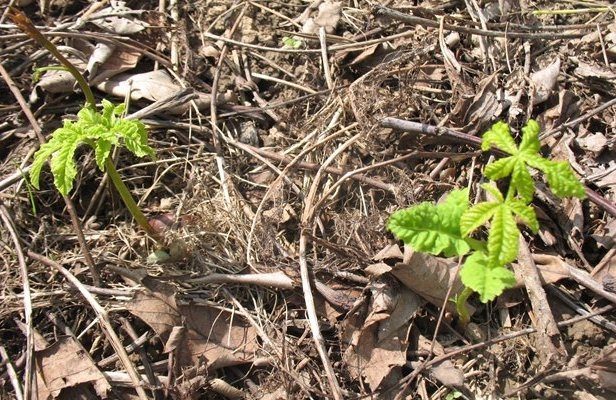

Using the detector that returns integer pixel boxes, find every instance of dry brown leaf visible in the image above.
[390,251,465,313]
[531,57,560,105]
[96,70,215,112]
[33,37,141,97]
[459,73,504,133]
[126,277,258,370]
[302,1,341,34]
[575,59,616,80]
[87,46,142,86]
[428,360,465,388]
[342,278,419,392]
[374,245,573,315]
[35,336,110,399]
[87,3,149,34]
[591,342,616,393]
[85,42,116,80]
[372,244,404,261]
[576,131,608,155]
[539,90,579,131]
[591,164,616,188]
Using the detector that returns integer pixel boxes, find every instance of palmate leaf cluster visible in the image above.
[30,100,155,195]
[388,120,586,304]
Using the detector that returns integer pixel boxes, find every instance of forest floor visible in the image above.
[1,1,616,399]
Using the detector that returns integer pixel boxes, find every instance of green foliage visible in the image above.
[388,119,586,321]
[282,36,303,49]
[387,188,477,257]
[30,100,154,195]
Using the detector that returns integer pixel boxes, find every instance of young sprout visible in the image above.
[388,120,586,325]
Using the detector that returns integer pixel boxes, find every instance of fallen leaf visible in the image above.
[35,336,110,399]
[302,1,341,34]
[390,250,465,314]
[126,277,258,370]
[428,360,465,388]
[576,131,608,155]
[591,342,616,393]
[531,57,560,105]
[87,3,149,34]
[96,70,215,112]
[342,277,419,392]
[575,59,616,80]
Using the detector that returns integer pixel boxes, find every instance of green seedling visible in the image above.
[10,7,159,239]
[388,120,586,324]
[29,100,157,237]
[282,36,303,49]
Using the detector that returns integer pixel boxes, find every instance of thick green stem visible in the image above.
[455,286,474,326]
[104,158,159,241]
[9,8,96,108]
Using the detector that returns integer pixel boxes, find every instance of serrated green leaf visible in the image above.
[544,161,587,199]
[519,119,541,154]
[77,106,100,127]
[510,161,535,202]
[49,130,82,195]
[460,252,516,302]
[460,201,499,237]
[508,200,539,232]
[116,119,155,158]
[94,139,113,170]
[101,99,117,123]
[484,157,516,181]
[481,182,504,202]
[387,189,473,257]
[29,100,154,196]
[282,36,303,49]
[486,205,520,266]
[482,121,517,153]
[30,140,62,189]
[522,153,550,172]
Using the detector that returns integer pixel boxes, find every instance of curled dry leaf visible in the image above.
[342,277,421,392]
[87,3,149,34]
[531,57,561,105]
[96,69,216,112]
[371,245,578,317]
[33,39,142,98]
[302,1,341,34]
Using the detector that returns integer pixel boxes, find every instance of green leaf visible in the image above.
[519,119,541,154]
[481,120,586,201]
[484,157,516,181]
[543,161,587,199]
[115,119,155,158]
[282,36,303,49]
[482,182,504,202]
[28,100,153,196]
[77,106,100,127]
[49,127,83,195]
[460,252,517,303]
[460,200,499,237]
[486,205,520,267]
[387,188,474,257]
[508,199,539,233]
[510,161,535,202]
[94,139,113,170]
[482,121,517,154]
[30,141,61,189]
[101,99,120,124]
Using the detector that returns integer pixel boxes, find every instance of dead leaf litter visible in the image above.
[1,1,616,399]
